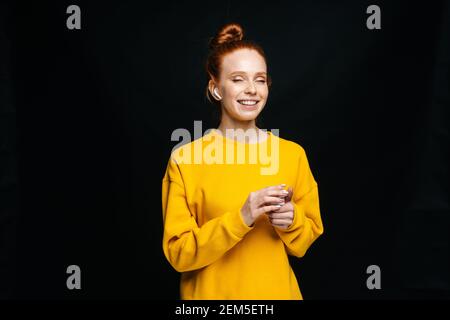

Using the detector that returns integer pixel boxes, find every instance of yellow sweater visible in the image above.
[161,129,324,300]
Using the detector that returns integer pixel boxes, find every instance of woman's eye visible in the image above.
[231,78,265,83]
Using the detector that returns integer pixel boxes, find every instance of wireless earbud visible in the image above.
[213,88,222,100]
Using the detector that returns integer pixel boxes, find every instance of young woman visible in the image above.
[162,23,324,300]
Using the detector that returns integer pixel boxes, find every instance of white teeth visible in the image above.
[238,100,258,105]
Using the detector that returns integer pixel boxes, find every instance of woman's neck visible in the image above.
[217,121,256,133]
[217,118,266,143]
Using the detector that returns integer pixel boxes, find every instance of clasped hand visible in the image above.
[240,184,294,230]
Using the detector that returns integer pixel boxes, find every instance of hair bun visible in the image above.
[209,23,244,50]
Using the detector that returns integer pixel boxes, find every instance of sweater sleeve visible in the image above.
[161,156,254,272]
[274,146,324,257]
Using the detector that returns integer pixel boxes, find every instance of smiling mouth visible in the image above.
[237,100,260,106]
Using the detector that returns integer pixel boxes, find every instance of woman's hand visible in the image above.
[240,184,289,227]
[268,187,294,230]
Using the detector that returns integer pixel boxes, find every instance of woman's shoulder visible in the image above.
[167,130,211,165]
[272,132,306,156]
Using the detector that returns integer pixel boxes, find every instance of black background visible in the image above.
[1,0,449,299]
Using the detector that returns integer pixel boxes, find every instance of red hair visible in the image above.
[205,23,272,105]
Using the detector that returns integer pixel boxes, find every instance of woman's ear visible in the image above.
[208,80,222,100]
[213,88,222,100]
[208,80,215,99]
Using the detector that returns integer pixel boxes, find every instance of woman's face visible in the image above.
[212,48,269,122]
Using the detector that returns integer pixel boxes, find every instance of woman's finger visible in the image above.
[270,222,291,229]
[259,196,285,207]
[257,204,283,215]
[270,218,292,225]
[286,187,294,202]
[269,202,293,213]
[268,212,293,219]
[266,189,289,198]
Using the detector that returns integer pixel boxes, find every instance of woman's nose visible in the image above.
[245,83,256,94]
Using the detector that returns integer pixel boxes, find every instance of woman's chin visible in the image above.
[235,107,262,119]
[235,113,259,121]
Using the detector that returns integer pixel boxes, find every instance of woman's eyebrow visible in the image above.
[229,71,267,76]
